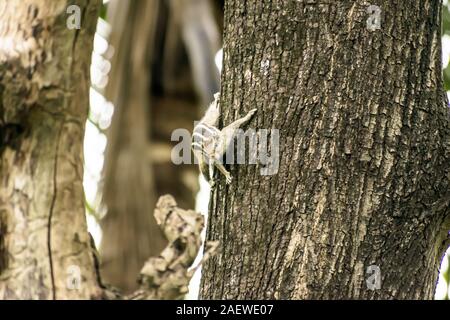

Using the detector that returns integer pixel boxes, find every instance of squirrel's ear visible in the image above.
[213,92,220,100]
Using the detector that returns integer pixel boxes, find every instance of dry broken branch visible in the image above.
[128,195,218,300]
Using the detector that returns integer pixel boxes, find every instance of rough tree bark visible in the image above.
[200,0,450,299]
[0,0,103,299]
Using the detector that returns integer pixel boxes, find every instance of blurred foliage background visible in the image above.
[442,1,450,91]
[83,0,450,299]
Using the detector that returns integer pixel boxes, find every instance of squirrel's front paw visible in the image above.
[225,174,233,185]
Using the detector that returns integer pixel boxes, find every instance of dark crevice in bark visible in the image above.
[0,124,25,154]
[0,213,7,274]
[47,121,63,300]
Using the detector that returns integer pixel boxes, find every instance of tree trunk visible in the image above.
[100,0,167,294]
[0,0,103,299]
[200,0,450,299]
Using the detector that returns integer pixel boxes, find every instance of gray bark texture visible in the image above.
[0,0,103,299]
[200,0,450,299]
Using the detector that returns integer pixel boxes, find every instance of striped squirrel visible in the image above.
[192,93,257,187]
